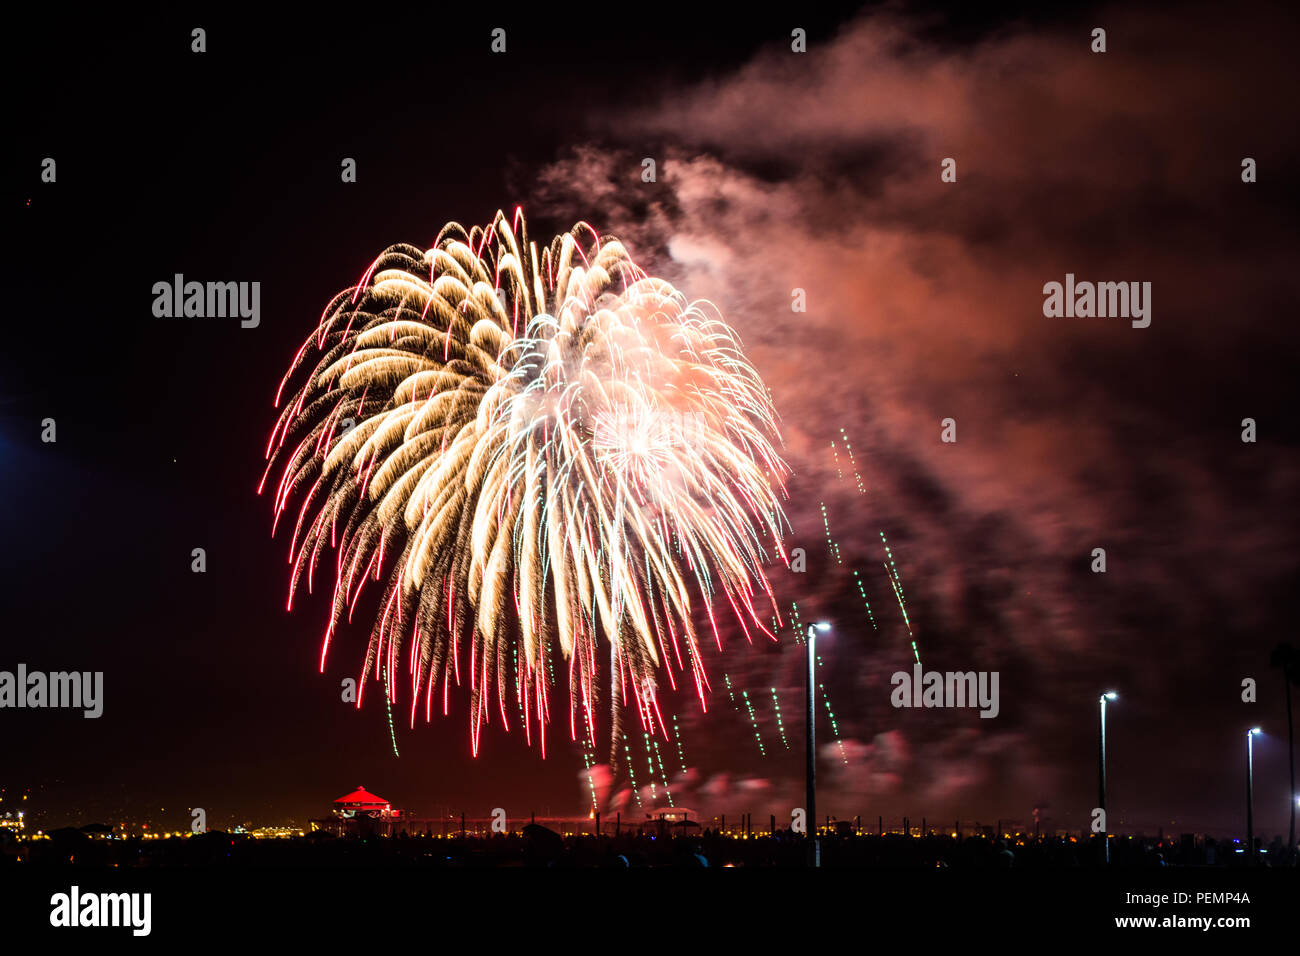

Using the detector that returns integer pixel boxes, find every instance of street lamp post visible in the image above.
[1247,727,1262,864]
[806,622,830,867]
[1098,692,1118,864]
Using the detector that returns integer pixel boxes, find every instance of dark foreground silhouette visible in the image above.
[6,826,1294,868]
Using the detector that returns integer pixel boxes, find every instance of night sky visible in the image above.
[5,2,1298,837]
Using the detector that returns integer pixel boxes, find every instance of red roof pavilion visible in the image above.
[332,787,390,810]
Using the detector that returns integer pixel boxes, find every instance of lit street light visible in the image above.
[1247,727,1262,865]
[1098,691,1118,864]
[806,621,830,867]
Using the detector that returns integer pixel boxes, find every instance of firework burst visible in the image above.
[260,209,789,759]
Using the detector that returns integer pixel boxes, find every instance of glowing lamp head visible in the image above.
[814,622,831,632]
[1249,727,1262,736]
[1104,692,1118,701]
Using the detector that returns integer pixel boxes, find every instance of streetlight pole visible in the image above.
[1247,727,1261,865]
[806,622,830,867]
[1098,692,1117,864]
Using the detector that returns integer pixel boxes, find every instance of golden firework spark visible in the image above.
[260,209,789,758]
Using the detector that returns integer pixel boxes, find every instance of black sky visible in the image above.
[4,3,1298,836]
